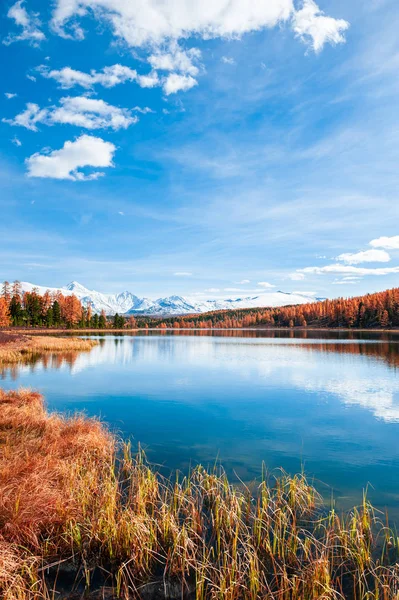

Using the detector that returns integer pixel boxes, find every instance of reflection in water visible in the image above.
[2,332,399,513]
[1,351,84,381]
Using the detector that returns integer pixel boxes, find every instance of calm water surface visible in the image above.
[2,330,399,514]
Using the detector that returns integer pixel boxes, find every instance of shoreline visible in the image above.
[2,325,399,334]
[0,331,98,363]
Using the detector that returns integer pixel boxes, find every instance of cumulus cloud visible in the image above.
[370,236,399,250]
[3,96,139,131]
[3,102,48,131]
[292,0,349,53]
[5,92,17,99]
[38,62,197,95]
[257,281,276,288]
[336,249,391,264]
[51,0,293,44]
[163,73,198,95]
[38,64,138,89]
[50,96,137,130]
[3,0,45,46]
[298,264,399,276]
[137,71,160,88]
[148,43,201,76]
[50,0,348,54]
[25,134,116,180]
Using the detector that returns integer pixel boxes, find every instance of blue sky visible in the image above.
[1,0,399,299]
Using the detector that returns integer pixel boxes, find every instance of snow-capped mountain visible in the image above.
[19,281,323,317]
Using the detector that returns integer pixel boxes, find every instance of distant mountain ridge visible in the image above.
[19,281,324,317]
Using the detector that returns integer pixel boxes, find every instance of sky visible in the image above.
[0,0,399,300]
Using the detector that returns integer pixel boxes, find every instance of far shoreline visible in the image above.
[2,326,399,334]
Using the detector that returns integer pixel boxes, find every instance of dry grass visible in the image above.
[0,334,98,364]
[0,389,399,599]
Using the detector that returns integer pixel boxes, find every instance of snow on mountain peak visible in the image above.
[66,281,90,294]
[19,281,322,317]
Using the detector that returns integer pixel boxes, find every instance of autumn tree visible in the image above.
[0,297,10,327]
[63,295,83,328]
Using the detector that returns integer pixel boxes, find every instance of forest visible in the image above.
[150,287,399,330]
[0,281,133,329]
[1,280,399,330]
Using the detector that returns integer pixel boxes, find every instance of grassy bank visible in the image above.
[0,332,98,364]
[1,390,399,599]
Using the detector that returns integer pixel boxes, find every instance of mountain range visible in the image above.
[19,281,323,317]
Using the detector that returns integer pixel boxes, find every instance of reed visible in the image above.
[0,389,398,599]
[0,334,98,364]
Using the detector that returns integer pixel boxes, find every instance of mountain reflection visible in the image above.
[2,332,399,423]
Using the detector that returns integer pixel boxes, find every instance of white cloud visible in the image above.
[26,74,37,82]
[51,96,137,130]
[163,73,198,95]
[4,96,139,131]
[51,0,294,44]
[336,249,390,264]
[38,64,138,89]
[292,291,317,296]
[51,0,348,54]
[3,103,48,131]
[370,235,399,250]
[39,65,196,95]
[137,71,160,88]
[148,43,201,76]
[174,272,192,276]
[205,288,220,293]
[298,264,399,276]
[257,281,276,288]
[234,279,250,284]
[3,0,45,46]
[221,56,235,65]
[26,134,116,181]
[288,273,305,281]
[5,92,17,99]
[292,0,349,53]
[12,137,22,147]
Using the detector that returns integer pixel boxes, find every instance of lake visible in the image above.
[2,329,399,515]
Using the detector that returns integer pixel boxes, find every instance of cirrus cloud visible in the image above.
[25,134,116,180]
[298,264,399,276]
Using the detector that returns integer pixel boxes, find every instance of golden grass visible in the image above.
[0,389,398,599]
[0,334,98,364]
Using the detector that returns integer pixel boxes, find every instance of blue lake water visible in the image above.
[2,330,399,514]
